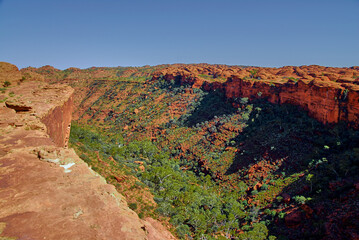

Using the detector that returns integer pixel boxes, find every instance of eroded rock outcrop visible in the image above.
[1,81,74,147]
[0,62,23,85]
[153,64,359,127]
[0,64,175,240]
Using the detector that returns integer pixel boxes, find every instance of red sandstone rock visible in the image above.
[282,193,291,203]
[144,218,177,240]
[285,210,303,228]
[3,81,74,147]
[300,204,314,219]
[0,63,175,240]
[4,101,32,112]
[0,62,22,85]
[152,64,359,127]
[297,185,310,195]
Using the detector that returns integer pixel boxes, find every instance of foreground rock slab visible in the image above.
[0,147,151,240]
[0,63,175,240]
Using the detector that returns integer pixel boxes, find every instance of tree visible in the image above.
[249,69,259,79]
[3,81,11,87]
[239,223,269,240]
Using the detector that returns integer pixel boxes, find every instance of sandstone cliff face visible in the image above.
[0,64,175,240]
[40,90,73,147]
[224,77,358,126]
[0,62,22,85]
[2,81,74,148]
[153,64,359,127]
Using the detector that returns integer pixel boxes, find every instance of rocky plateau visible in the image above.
[0,62,175,240]
[2,61,359,239]
[152,64,359,127]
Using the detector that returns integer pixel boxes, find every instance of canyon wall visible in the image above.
[224,77,359,126]
[40,92,73,147]
[0,62,175,240]
[153,64,359,127]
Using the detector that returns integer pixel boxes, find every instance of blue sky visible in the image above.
[0,0,358,69]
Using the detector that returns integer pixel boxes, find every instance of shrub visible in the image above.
[129,202,138,211]
[251,190,259,195]
[278,212,286,219]
[249,69,259,79]
[293,195,311,205]
[3,81,11,87]
[264,209,272,215]
[240,97,249,104]
[276,196,283,202]
[342,88,349,100]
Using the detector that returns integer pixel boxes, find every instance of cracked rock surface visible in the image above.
[0,63,175,240]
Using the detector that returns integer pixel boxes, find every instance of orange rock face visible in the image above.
[153,64,359,127]
[224,77,348,125]
[0,64,175,240]
[41,91,74,147]
[0,62,22,85]
[3,81,74,147]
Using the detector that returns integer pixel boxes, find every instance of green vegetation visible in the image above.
[2,81,11,87]
[198,74,227,82]
[249,69,259,79]
[342,88,349,100]
[70,123,248,238]
[63,72,359,239]
[287,77,299,83]
[293,196,311,205]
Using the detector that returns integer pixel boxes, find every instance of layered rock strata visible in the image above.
[153,65,359,127]
[0,63,175,240]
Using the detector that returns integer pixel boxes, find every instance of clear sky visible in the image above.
[0,0,358,69]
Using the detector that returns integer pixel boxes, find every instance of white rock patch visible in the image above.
[60,162,75,173]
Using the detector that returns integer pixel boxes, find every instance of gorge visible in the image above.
[1,62,359,239]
